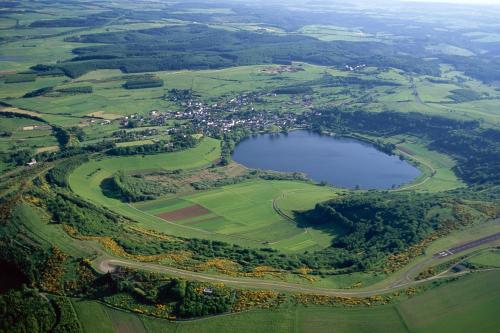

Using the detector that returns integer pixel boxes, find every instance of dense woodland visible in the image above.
[0,288,57,333]
[20,4,500,83]
[304,192,447,256]
[31,24,440,78]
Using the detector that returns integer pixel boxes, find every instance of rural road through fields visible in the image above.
[392,231,500,286]
[95,231,500,297]
[445,231,500,255]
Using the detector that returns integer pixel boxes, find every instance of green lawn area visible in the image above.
[69,137,220,209]
[414,78,457,103]
[467,250,500,268]
[72,300,115,333]
[104,306,148,333]
[75,270,500,333]
[398,270,500,333]
[298,25,384,42]
[0,115,46,132]
[69,138,271,247]
[140,180,339,252]
[0,125,57,152]
[143,306,406,333]
[69,137,340,252]
[396,140,465,192]
[14,203,97,257]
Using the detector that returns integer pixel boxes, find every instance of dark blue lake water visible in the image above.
[232,130,420,189]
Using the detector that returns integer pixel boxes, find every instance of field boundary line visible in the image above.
[393,306,411,333]
[126,203,213,234]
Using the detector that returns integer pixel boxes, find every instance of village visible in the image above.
[118,91,299,138]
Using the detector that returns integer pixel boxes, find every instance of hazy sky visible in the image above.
[402,0,500,4]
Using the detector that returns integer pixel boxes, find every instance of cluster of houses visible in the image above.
[344,64,367,72]
[83,118,112,126]
[22,125,52,131]
[170,94,297,133]
[114,92,298,135]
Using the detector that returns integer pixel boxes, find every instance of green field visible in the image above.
[72,300,115,333]
[15,203,97,258]
[298,25,386,42]
[398,271,500,333]
[73,270,500,333]
[0,115,56,151]
[4,63,329,126]
[69,137,221,209]
[69,137,340,252]
[396,140,465,192]
[137,180,339,252]
[467,250,500,268]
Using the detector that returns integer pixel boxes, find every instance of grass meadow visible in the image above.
[467,250,500,268]
[73,270,500,333]
[396,140,465,192]
[70,137,340,252]
[3,61,499,127]
[137,180,339,252]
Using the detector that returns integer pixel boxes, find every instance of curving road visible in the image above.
[95,231,500,297]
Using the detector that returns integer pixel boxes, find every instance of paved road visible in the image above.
[441,232,500,257]
[95,230,500,297]
[399,232,500,284]
[98,257,472,297]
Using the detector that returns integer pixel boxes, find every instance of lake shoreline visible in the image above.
[232,130,421,190]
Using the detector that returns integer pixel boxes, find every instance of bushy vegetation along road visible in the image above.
[94,231,500,297]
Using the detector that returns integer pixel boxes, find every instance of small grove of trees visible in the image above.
[46,155,89,187]
[123,77,164,89]
[23,86,54,98]
[178,281,235,318]
[53,126,85,148]
[103,171,175,202]
[3,148,34,166]
[56,86,93,95]
[46,192,121,236]
[0,288,57,333]
[23,86,93,98]
[220,126,251,165]
[166,88,195,102]
[191,169,307,190]
[157,279,186,303]
[107,132,198,156]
